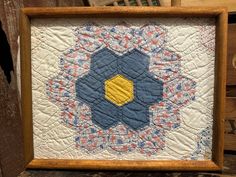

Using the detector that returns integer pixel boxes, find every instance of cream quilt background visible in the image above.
[31,18,215,160]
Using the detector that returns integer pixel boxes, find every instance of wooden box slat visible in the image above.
[88,0,161,6]
[159,0,236,13]
[227,24,236,86]
[225,98,236,151]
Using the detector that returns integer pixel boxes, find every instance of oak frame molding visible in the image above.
[20,6,227,171]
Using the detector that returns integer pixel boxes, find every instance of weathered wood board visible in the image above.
[225,98,236,151]
[227,24,236,86]
[159,0,236,13]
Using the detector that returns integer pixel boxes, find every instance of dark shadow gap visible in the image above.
[0,21,13,83]
[229,13,236,24]
[225,150,236,155]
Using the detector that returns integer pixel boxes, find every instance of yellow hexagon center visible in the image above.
[105,74,134,106]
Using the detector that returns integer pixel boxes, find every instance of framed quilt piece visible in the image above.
[20,7,227,171]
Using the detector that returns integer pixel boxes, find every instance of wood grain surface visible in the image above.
[21,6,225,17]
[227,24,236,85]
[171,0,180,6]
[212,8,227,169]
[0,67,24,177]
[159,0,236,13]
[20,9,33,166]
[27,159,220,171]
[18,154,236,176]
[225,98,236,151]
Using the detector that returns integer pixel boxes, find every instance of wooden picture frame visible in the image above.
[20,7,227,171]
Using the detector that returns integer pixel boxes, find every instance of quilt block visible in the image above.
[32,18,215,160]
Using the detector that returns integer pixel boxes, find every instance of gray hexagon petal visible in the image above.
[136,74,163,105]
[90,48,118,80]
[75,74,103,105]
[119,49,149,79]
[91,100,119,129]
[122,101,149,130]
